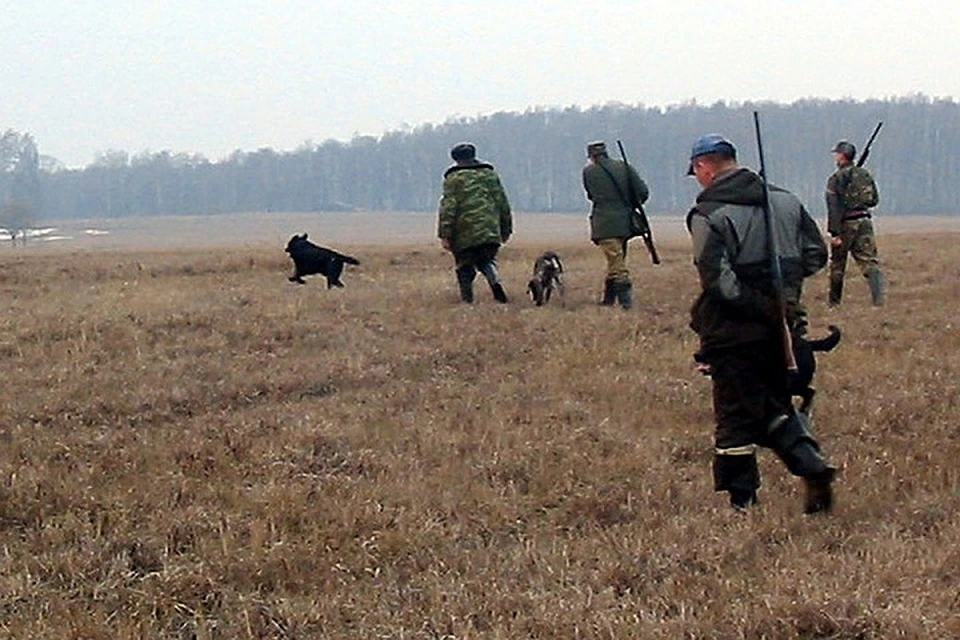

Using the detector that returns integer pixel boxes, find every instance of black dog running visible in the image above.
[285,233,360,288]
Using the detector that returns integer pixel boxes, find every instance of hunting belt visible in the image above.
[843,210,871,221]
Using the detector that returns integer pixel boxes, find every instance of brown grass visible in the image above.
[1,231,959,638]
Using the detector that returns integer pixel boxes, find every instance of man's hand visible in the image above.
[830,236,843,248]
[693,351,712,376]
[441,237,452,251]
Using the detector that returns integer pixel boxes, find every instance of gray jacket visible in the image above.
[686,168,827,354]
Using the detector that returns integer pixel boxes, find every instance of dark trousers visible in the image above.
[707,339,835,510]
[711,341,790,450]
[453,243,502,302]
[710,340,790,495]
[454,243,501,286]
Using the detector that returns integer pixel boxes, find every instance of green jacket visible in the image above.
[582,156,649,241]
[437,162,512,253]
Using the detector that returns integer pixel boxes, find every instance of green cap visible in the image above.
[586,141,607,156]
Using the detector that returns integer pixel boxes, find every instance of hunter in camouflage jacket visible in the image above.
[438,161,512,254]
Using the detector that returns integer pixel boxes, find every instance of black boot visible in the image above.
[867,269,885,307]
[456,267,475,303]
[802,472,836,515]
[599,279,617,306]
[615,281,633,310]
[713,452,761,510]
[767,410,836,514]
[476,261,507,303]
[829,277,844,307]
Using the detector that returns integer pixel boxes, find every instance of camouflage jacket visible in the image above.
[437,161,512,254]
[686,168,827,355]
[582,156,649,241]
[825,163,878,236]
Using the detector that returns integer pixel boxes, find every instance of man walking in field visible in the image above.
[582,140,650,309]
[438,142,513,304]
[825,140,885,306]
[686,133,836,514]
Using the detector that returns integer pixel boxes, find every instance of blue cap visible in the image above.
[687,134,737,175]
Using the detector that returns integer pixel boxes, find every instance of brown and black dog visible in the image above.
[527,251,565,306]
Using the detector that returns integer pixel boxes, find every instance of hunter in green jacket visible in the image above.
[582,140,650,309]
[437,142,512,304]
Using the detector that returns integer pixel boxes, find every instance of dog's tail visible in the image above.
[807,325,841,352]
[336,253,360,265]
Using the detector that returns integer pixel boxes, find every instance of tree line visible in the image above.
[3,95,959,230]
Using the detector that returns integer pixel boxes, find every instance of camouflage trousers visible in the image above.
[830,217,881,281]
[596,237,630,284]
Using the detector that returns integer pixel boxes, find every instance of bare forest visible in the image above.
[1,217,958,637]
[4,96,960,233]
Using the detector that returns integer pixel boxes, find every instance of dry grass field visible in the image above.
[1,219,959,638]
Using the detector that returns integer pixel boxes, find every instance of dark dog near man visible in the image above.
[790,325,841,412]
[527,251,565,306]
[285,233,360,288]
[694,324,841,412]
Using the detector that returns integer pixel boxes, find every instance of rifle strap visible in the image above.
[596,160,634,212]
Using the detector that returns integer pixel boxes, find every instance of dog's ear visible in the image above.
[528,279,545,306]
[300,233,308,240]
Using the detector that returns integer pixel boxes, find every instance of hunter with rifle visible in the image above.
[826,122,885,306]
[685,130,837,514]
[582,140,655,310]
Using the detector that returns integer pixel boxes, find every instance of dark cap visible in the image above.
[686,133,737,175]
[831,140,856,160]
[451,142,476,162]
[586,140,607,156]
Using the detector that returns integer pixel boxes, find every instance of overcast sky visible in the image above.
[4,1,958,167]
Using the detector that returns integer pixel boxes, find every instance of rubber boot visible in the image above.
[802,471,836,515]
[766,410,836,514]
[828,277,844,307]
[867,269,885,307]
[615,281,633,310]
[713,452,761,510]
[476,262,507,303]
[455,267,475,303]
[599,279,616,306]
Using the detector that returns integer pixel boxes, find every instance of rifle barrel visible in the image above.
[857,121,883,167]
[752,111,797,373]
[614,140,660,265]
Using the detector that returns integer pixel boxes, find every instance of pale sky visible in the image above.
[4,1,958,167]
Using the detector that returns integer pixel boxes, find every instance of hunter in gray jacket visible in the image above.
[685,133,835,516]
